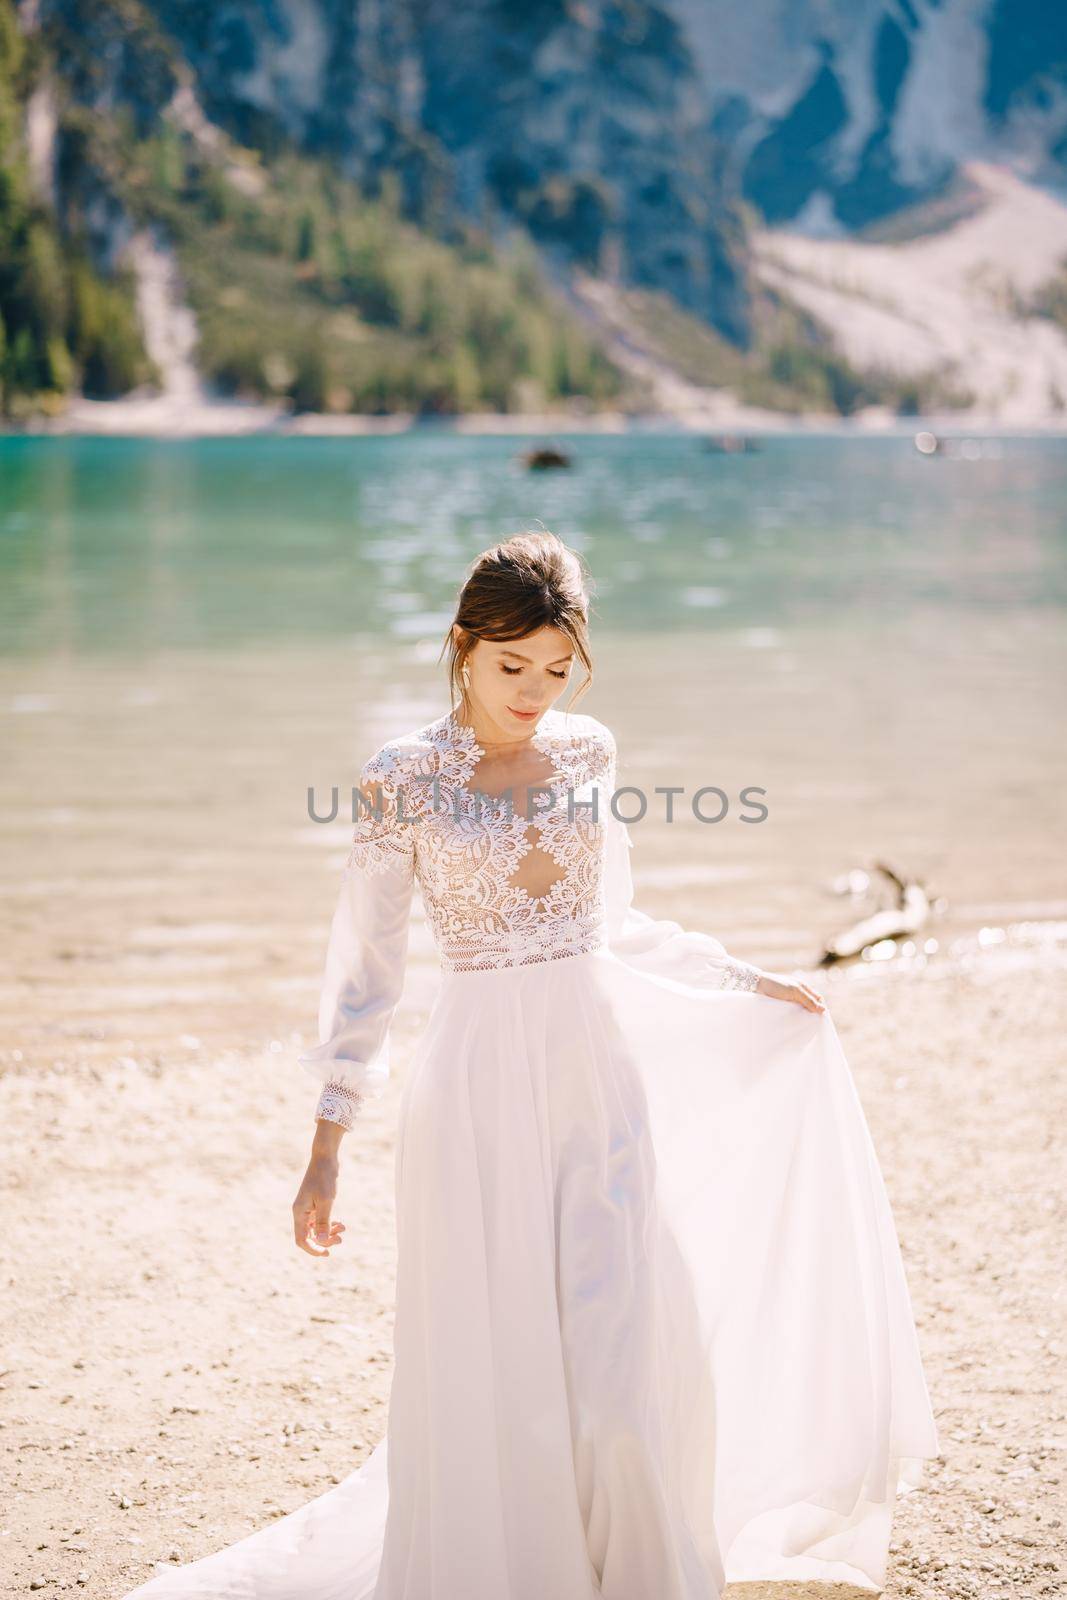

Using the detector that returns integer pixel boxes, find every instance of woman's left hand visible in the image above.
[756,971,827,1014]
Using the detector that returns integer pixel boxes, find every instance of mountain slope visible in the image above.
[8,0,1067,425]
[752,162,1067,423]
[4,0,634,420]
[127,0,752,341]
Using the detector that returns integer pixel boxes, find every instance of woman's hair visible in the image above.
[441,528,594,711]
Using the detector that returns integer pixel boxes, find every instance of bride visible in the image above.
[125,530,939,1599]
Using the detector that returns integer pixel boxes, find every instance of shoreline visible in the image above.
[6,395,1067,440]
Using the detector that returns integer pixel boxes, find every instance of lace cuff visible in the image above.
[314,1079,366,1131]
[718,958,763,993]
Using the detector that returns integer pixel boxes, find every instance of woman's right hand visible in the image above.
[755,971,827,1014]
[292,1141,347,1257]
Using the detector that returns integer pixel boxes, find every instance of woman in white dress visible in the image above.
[125,530,939,1600]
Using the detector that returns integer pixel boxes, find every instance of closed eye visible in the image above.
[500,664,570,679]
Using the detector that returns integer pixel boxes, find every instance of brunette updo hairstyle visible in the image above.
[441,529,594,712]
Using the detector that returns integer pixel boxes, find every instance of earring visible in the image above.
[460,663,470,687]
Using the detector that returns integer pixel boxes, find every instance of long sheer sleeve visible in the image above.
[601,737,763,993]
[298,753,417,1129]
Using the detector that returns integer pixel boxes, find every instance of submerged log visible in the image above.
[521,446,572,470]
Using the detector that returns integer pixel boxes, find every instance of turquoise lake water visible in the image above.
[1,432,1064,652]
[2,432,1065,982]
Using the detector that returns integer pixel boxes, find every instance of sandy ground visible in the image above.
[4,962,1065,1599]
[2,641,1065,1598]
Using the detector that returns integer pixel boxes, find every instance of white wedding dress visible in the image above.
[124,705,939,1600]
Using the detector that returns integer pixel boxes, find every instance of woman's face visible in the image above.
[457,625,575,739]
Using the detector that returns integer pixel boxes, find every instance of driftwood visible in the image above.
[521,446,572,470]
[818,860,932,966]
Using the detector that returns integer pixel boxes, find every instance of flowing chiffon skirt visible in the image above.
[124,945,939,1600]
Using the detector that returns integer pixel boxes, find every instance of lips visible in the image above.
[508,706,540,720]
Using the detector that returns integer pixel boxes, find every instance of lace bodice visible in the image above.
[299,706,763,1128]
[349,706,614,974]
